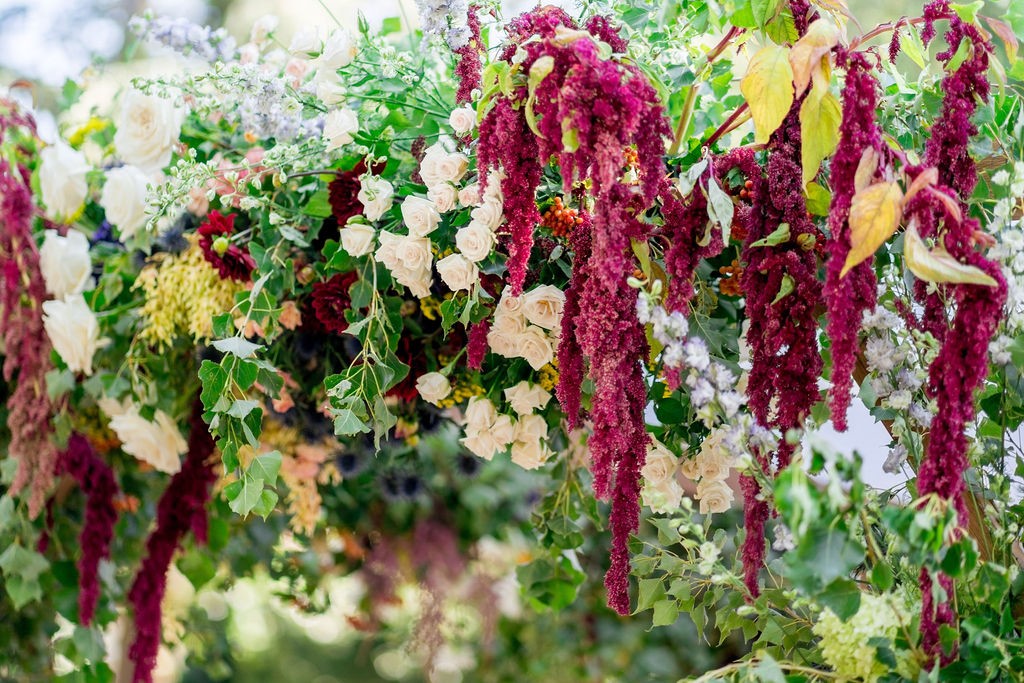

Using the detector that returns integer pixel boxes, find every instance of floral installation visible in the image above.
[1,0,1024,681]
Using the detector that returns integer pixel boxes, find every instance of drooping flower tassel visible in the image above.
[453,5,483,104]
[0,109,61,519]
[556,210,592,430]
[823,51,883,431]
[127,399,217,683]
[58,434,120,625]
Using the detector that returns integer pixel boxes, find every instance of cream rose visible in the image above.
[317,79,347,106]
[375,231,433,297]
[696,478,734,514]
[522,285,566,331]
[503,381,550,415]
[491,414,517,449]
[339,223,376,256]
[455,223,495,263]
[415,372,451,405]
[436,253,478,292]
[510,440,550,470]
[357,175,394,222]
[696,449,733,482]
[461,430,502,461]
[518,325,555,370]
[463,396,497,431]
[458,183,482,207]
[448,105,477,135]
[641,440,679,489]
[487,311,527,357]
[679,456,701,481]
[513,414,548,443]
[38,142,89,220]
[316,28,357,71]
[419,145,469,187]
[324,108,359,151]
[497,287,525,316]
[250,14,278,45]
[100,165,150,239]
[113,89,184,173]
[106,405,187,474]
[642,479,684,514]
[39,230,92,300]
[400,196,441,237]
[470,197,504,231]
[42,294,103,375]
[428,183,458,213]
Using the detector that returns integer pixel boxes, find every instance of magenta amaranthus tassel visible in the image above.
[556,210,592,431]
[0,106,61,519]
[453,5,483,104]
[477,8,671,612]
[58,434,119,625]
[824,51,883,431]
[128,400,217,683]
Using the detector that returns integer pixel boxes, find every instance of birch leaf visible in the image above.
[741,44,795,145]
[789,19,841,98]
[799,83,841,187]
[841,181,904,277]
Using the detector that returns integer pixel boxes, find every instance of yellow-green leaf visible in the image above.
[841,181,904,277]
[740,44,795,145]
[854,148,878,193]
[789,19,841,98]
[904,223,998,287]
[799,84,841,187]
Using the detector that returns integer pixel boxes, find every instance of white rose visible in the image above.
[324,108,359,151]
[491,414,517,448]
[503,381,550,415]
[100,165,150,239]
[696,478,734,514]
[642,440,679,489]
[419,146,469,187]
[487,310,526,357]
[250,14,278,45]
[696,449,733,482]
[517,325,555,370]
[679,456,701,481]
[289,25,322,55]
[401,196,441,237]
[316,28,357,71]
[448,105,477,135]
[436,253,478,292]
[392,234,433,272]
[497,286,524,316]
[455,223,495,263]
[375,231,433,296]
[642,479,684,514]
[428,183,458,213]
[106,405,187,474]
[239,42,260,64]
[510,440,551,470]
[463,396,497,431]
[316,79,347,106]
[38,142,89,220]
[513,414,548,443]
[461,430,502,461]
[403,268,434,298]
[415,372,451,405]
[470,197,504,230]
[42,294,103,376]
[113,89,184,173]
[522,285,566,331]
[482,175,504,202]
[358,175,394,222]
[458,183,482,207]
[339,223,376,256]
[39,230,92,299]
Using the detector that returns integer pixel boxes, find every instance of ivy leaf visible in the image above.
[842,181,904,277]
[904,223,998,287]
[740,44,795,145]
[799,83,841,187]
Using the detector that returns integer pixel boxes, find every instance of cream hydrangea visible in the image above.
[813,592,919,682]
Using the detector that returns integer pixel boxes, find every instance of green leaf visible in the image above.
[636,578,666,612]
[818,577,862,620]
[227,473,264,517]
[380,16,402,35]
[752,0,783,29]
[277,224,310,247]
[248,451,282,486]
[252,489,279,520]
[227,399,260,419]
[806,182,832,216]
[706,177,735,244]
[302,189,333,219]
[749,222,790,247]
[651,598,679,627]
[212,337,263,359]
[334,409,370,435]
[871,561,894,591]
[753,654,787,683]
[771,274,795,304]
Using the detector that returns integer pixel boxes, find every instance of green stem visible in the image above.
[668,85,699,156]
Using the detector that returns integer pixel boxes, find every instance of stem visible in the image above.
[703,102,750,148]
[668,85,699,156]
[848,16,927,52]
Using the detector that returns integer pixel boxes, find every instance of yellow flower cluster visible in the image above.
[436,381,483,409]
[67,116,108,146]
[813,592,919,682]
[539,359,560,392]
[136,236,244,349]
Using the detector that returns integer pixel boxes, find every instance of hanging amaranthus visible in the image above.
[738,1,823,596]
[0,105,61,519]
[454,5,484,104]
[824,51,883,431]
[58,434,119,625]
[908,0,1006,663]
[128,399,217,683]
[477,6,670,613]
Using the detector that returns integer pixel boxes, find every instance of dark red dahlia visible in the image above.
[310,271,360,335]
[198,211,255,281]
